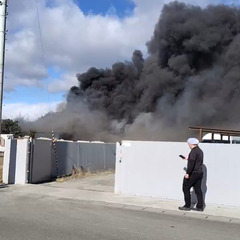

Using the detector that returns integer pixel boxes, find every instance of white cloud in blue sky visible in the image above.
[2,0,239,120]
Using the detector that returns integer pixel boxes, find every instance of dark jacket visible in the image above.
[187,146,203,175]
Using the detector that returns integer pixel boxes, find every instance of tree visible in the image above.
[1,119,23,138]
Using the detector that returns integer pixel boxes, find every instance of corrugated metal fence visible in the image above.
[30,139,116,183]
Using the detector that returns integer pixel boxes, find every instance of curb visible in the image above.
[57,197,240,224]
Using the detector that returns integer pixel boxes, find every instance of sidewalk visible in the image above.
[2,174,240,224]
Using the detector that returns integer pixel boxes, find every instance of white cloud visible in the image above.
[5,0,225,94]
[47,72,78,93]
[2,102,61,121]
[5,29,47,90]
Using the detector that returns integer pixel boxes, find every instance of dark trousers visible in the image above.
[182,172,204,208]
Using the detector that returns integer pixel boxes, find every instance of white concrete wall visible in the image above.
[0,134,14,152]
[14,139,29,184]
[115,141,240,207]
[3,139,29,184]
[2,139,12,183]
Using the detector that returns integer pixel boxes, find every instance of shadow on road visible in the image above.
[0,184,9,189]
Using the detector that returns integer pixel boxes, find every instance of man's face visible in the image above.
[188,143,196,149]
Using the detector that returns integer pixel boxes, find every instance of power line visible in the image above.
[35,0,54,125]
[35,0,59,176]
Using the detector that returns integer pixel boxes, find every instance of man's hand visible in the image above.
[184,174,189,179]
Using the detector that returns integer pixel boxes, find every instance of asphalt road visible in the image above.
[0,189,239,240]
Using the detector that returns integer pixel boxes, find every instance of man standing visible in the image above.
[179,138,204,211]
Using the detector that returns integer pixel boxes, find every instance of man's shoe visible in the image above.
[192,207,204,212]
[178,206,191,211]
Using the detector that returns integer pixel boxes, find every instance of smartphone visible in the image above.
[179,155,185,159]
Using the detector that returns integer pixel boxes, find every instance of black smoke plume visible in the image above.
[28,2,240,141]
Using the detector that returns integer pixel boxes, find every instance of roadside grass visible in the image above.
[56,168,114,183]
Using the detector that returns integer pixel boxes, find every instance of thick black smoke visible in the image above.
[69,49,144,123]
[29,2,240,141]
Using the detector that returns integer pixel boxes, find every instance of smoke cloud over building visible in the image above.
[28,2,240,141]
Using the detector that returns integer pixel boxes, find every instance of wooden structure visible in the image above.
[189,126,240,142]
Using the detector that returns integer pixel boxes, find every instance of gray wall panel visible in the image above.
[31,139,56,183]
[30,140,116,183]
[8,140,17,184]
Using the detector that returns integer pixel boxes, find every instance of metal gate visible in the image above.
[28,139,116,184]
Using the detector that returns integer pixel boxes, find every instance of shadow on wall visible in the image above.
[191,164,208,208]
[8,140,17,184]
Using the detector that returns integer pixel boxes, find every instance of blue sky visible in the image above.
[73,0,135,17]
[2,0,239,120]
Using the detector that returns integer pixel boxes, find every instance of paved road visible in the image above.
[0,189,239,240]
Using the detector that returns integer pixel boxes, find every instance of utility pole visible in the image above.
[0,0,7,135]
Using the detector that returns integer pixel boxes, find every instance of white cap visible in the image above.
[187,138,199,145]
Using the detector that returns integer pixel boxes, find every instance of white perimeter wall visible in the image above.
[115,141,240,207]
[14,139,29,184]
[2,138,12,183]
[3,139,29,184]
[0,134,13,152]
